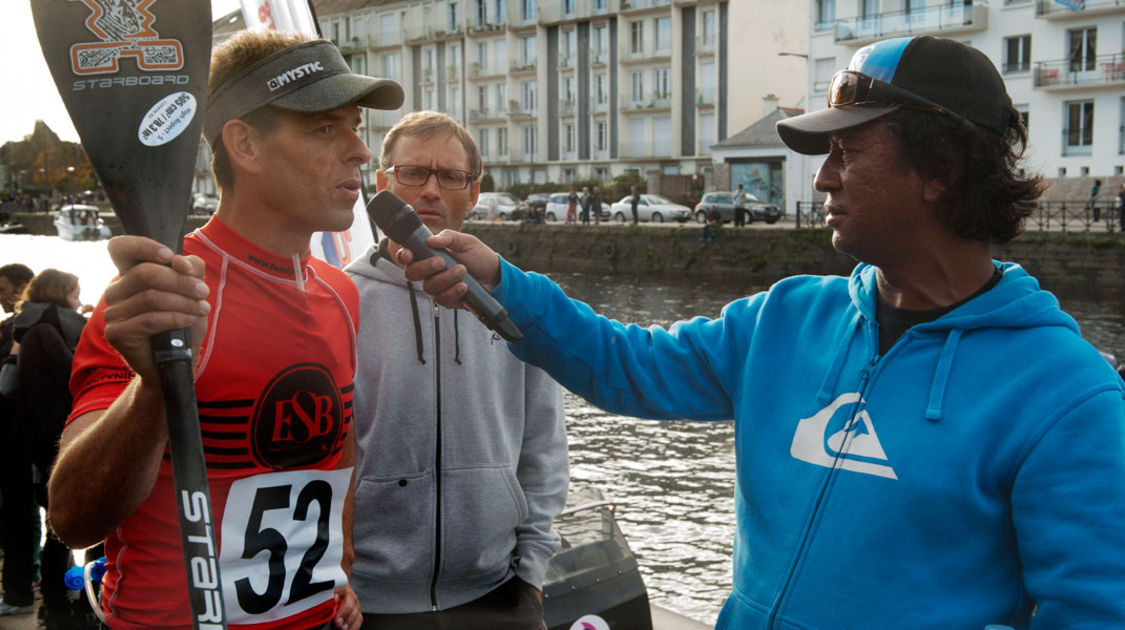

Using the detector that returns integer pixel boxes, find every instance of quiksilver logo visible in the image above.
[790,392,898,480]
[266,61,325,91]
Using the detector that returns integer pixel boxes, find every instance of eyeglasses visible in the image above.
[827,70,975,128]
[386,165,476,190]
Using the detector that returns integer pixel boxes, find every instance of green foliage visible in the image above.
[480,172,495,193]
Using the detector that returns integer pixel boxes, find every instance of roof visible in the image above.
[712,106,804,150]
[312,0,402,15]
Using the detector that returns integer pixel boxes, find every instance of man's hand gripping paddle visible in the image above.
[31,1,226,627]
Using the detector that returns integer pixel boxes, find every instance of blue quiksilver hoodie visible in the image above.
[493,259,1125,629]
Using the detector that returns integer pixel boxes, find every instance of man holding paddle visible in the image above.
[48,31,402,630]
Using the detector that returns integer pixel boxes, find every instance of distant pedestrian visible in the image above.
[580,186,591,225]
[629,185,640,224]
[700,206,721,243]
[591,185,602,225]
[566,187,578,224]
[1087,179,1102,222]
[1117,183,1125,232]
[733,183,747,228]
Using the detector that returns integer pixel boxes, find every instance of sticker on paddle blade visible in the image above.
[139,91,198,147]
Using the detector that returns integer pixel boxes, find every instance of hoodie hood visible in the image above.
[819,261,1081,422]
[12,302,87,349]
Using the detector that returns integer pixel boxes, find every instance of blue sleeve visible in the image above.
[492,256,757,421]
[1012,386,1125,627]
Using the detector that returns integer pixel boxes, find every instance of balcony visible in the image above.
[1037,0,1125,19]
[559,55,575,70]
[1033,53,1125,91]
[591,50,609,66]
[559,99,576,116]
[621,0,672,13]
[469,109,504,121]
[510,62,537,75]
[834,2,987,45]
[696,34,716,56]
[369,32,403,49]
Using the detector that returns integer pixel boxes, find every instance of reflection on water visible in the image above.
[4,236,1124,626]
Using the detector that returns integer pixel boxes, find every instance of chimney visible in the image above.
[763,93,779,116]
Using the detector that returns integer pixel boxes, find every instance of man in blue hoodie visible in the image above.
[397,36,1125,628]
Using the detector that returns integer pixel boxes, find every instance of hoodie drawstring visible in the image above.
[817,310,864,405]
[407,283,426,364]
[291,253,306,294]
[453,310,462,365]
[925,329,962,422]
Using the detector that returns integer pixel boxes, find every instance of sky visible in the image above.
[0,0,242,146]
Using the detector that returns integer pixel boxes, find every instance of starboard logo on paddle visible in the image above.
[69,0,185,75]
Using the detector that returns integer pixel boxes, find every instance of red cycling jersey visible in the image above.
[68,217,359,629]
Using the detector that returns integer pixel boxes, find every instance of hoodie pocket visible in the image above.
[440,465,529,578]
[353,472,435,583]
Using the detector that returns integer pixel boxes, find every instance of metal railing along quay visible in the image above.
[793,200,1125,233]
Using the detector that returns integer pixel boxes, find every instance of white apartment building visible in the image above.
[303,0,805,191]
[786,0,1125,212]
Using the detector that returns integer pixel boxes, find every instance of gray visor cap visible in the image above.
[776,103,903,155]
[204,39,404,147]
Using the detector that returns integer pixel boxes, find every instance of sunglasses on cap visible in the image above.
[827,70,975,128]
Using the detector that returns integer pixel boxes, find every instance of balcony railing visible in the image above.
[559,99,576,115]
[835,3,985,43]
[1033,53,1125,88]
[1037,0,1125,18]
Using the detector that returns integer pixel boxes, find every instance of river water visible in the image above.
[4,234,1124,626]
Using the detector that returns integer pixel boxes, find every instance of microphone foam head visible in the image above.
[367,189,421,241]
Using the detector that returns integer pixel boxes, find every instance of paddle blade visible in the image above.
[31,0,212,252]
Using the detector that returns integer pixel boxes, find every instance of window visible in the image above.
[862,0,879,17]
[520,0,535,23]
[1003,35,1031,73]
[424,48,435,82]
[476,42,488,70]
[596,121,607,152]
[449,44,461,79]
[424,88,434,110]
[380,53,397,79]
[494,0,506,24]
[448,2,458,32]
[1016,104,1029,135]
[522,125,537,158]
[1064,100,1094,155]
[478,128,489,156]
[816,0,835,31]
[630,71,645,103]
[475,0,486,28]
[561,30,575,66]
[653,117,671,155]
[449,86,460,118]
[478,86,488,111]
[563,0,574,15]
[813,57,834,92]
[593,25,608,61]
[700,61,715,103]
[595,167,608,181]
[701,10,715,47]
[654,17,671,54]
[347,54,365,76]
[628,118,645,157]
[1119,96,1125,155]
[562,76,574,102]
[521,80,537,111]
[379,13,397,43]
[494,39,508,72]
[630,21,644,54]
[1068,27,1096,72]
[595,73,608,105]
[520,35,536,67]
[495,83,506,110]
[498,127,508,156]
[564,123,575,153]
[654,68,670,99]
[594,0,606,11]
[700,112,715,153]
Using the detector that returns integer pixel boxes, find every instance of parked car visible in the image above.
[470,191,522,220]
[693,191,781,225]
[192,193,219,215]
[524,192,550,214]
[544,192,610,222]
[608,194,692,223]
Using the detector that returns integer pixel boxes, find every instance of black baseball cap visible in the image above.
[777,36,1012,155]
[204,39,404,147]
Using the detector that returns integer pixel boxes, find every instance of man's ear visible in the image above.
[375,169,388,191]
[469,179,481,207]
[221,120,261,175]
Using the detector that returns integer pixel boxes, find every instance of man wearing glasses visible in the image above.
[399,37,1125,627]
[344,111,568,629]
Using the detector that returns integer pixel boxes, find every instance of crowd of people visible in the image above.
[0,30,1122,630]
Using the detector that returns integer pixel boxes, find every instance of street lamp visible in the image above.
[777,52,808,59]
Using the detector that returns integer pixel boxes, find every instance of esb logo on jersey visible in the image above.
[250,363,343,469]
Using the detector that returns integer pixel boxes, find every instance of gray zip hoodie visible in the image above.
[345,242,568,613]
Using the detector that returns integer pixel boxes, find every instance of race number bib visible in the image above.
[219,468,352,624]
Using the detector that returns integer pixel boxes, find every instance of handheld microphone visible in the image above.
[367,189,523,343]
